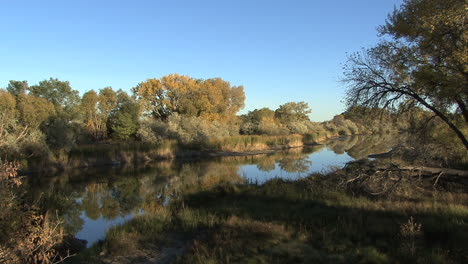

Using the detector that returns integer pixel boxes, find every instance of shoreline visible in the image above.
[19,142,327,175]
[20,133,382,175]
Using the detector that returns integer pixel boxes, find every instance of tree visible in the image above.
[108,90,140,140]
[133,74,245,121]
[29,78,80,119]
[240,108,287,135]
[42,118,76,150]
[98,87,118,119]
[6,80,28,97]
[97,87,118,138]
[0,90,17,144]
[199,77,245,121]
[17,93,56,129]
[0,90,55,148]
[343,0,468,149]
[274,102,311,123]
[110,112,138,140]
[81,90,99,136]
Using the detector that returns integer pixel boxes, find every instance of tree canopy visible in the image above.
[108,90,140,140]
[275,102,311,123]
[343,0,468,149]
[29,78,80,118]
[6,80,28,97]
[133,74,245,121]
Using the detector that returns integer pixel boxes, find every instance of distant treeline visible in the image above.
[0,74,443,167]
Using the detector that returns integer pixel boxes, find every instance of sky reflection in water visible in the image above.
[42,135,398,247]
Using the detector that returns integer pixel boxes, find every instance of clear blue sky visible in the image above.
[0,0,403,121]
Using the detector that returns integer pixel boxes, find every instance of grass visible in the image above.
[62,133,336,170]
[182,131,338,153]
[20,131,394,175]
[72,165,468,264]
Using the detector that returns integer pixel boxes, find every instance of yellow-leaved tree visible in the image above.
[133,74,245,122]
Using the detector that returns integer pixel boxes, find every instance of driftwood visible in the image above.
[367,146,468,178]
[373,166,468,177]
[341,160,468,195]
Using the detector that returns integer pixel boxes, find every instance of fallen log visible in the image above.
[371,166,468,177]
[399,166,468,177]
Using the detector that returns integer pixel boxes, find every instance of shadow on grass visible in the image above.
[72,177,468,264]
[178,181,468,263]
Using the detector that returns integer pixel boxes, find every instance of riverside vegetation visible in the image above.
[1,0,468,263]
[2,134,467,264]
[71,155,468,264]
[0,76,367,172]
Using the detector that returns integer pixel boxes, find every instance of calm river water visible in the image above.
[27,134,399,247]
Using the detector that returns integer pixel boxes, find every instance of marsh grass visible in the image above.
[64,133,334,170]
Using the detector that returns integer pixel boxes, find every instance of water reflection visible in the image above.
[26,134,400,247]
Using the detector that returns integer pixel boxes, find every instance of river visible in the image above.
[26,134,400,248]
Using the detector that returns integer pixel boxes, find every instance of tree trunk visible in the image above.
[411,93,468,150]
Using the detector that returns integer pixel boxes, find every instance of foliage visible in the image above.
[0,91,54,158]
[167,114,239,144]
[41,118,77,151]
[133,74,245,121]
[0,90,17,144]
[343,0,468,149]
[275,101,311,123]
[95,87,118,138]
[136,118,163,143]
[240,104,319,136]
[326,115,361,136]
[80,90,99,134]
[6,80,28,97]
[17,93,56,128]
[29,78,80,120]
[240,107,288,135]
[79,87,119,140]
[110,112,138,140]
[0,161,67,263]
[107,90,140,140]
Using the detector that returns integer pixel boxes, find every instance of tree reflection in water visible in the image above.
[24,134,401,246]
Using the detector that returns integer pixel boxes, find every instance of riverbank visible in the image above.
[20,132,341,174]
[71,159,468,264]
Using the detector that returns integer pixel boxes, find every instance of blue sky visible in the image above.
[0,0,403,121]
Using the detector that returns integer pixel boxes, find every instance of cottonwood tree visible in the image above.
[133,74,245,121]
[343,0,467,149]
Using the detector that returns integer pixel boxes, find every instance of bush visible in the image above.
[0,161,66,264]
[338,127,350,136]
[136,119,164,143]
[345,120,359,135]
[42,118,76,151]
[324,122,338,134]
[286,121,310,134]
[167,114,239,144]
[257,122,289,136]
